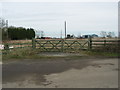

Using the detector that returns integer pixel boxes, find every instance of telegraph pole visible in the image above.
[64,21,66,39]
[6,20,8,40]
[61,29,62,39]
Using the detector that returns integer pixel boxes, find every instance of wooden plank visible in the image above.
[92,40,119,42]
[8,43,31,45]
[92,43,118,45]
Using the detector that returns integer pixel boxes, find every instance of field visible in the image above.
[2,40,32,49]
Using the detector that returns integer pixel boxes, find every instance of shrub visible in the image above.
[2,48,40,60]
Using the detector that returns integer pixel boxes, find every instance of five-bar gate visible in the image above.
[32,39,90,52]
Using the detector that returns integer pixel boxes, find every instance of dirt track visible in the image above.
[2,56,118,88]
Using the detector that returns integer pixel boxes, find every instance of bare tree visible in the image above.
[107,32,115,38]
[77,33,82,38]
[0,18,6,28]
[100,31,107,38]
[40,31,44,38]
[111,32,115,37]
[0,18,8,40]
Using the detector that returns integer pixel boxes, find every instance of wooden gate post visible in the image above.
[88,36,92,50]
[32,38,36,49]
[61,39,64,52]
[104,39,106,47]
[4,43,9,50]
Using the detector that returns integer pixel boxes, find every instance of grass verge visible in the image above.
[2,47,118,61]
[2,48,85,61]
[2,48,41,60]
[84,51,119,58]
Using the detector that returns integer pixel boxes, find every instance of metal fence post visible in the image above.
[32,38,36,49]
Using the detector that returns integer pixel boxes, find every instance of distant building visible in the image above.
[41,37,51,39]
[82,35,90,38]
[91,34,98,38]
[66,34,75,39]
[82,34,98,38]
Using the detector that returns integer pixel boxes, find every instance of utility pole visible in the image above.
[61,29,62,39]
[6,20,8,40]
[64,21,66,39]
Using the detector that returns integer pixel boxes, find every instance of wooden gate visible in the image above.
[32,39,91,52]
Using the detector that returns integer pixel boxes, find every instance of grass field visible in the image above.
[2,48,119,61]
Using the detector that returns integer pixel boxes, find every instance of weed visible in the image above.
[2,48,41,60]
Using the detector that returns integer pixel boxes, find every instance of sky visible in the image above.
[1,2,118,38]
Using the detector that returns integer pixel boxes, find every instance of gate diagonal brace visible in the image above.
[48,40,62,51]
[39,41,50,51]
[64,41,75,50]
[35,40,42,48]
[72,41,84,50]
[80,41,88,49]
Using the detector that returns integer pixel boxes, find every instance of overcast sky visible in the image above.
[1,2,118,37]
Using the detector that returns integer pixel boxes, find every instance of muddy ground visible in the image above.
[2,53,118,88]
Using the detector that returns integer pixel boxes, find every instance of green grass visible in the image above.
[2,47,119,61]
[84,51,118,58]
[2,48,78,60]
[2,47,91,62]
[2,48,41,60]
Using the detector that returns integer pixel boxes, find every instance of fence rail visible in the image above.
[3,38,119,51]
[3,42,32,50]
[91,39,119,51]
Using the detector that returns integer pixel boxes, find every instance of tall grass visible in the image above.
[2,48,41,60]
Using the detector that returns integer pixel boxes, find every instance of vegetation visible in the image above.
[2,26,35,40]
[2,48,40,60]
[2,46,119,61]
[2,48,84,61]
[1,19,35,40]
[100,31,115,38]
[84,51,118,58]
[85,41,119,58]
